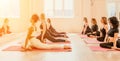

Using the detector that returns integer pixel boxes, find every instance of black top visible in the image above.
[40,24,43,29]
[108,28,119,37]
[83,25,91,34]
[100,28,106,37]
[91,24,98,32]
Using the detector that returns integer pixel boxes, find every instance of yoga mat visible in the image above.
[18,41,71,45]
[84,38,103,44]
[46,41,70,44]
[2,46,71,52]
[89,46,112,51]
[80,35,88,38]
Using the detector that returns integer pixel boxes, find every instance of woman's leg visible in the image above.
[117,39,120,48]
[30,38,65,49]
[100,42,113,49]
[44,31,66,42]
[97,37,104,42]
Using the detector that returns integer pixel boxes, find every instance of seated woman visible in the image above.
[36,13,67,43]
[81,17,91,35]
[46,18,68,38]
[100,17,120,49]
[87,18,99,37]
[97,17,108,42]
[23,14,70,50]
[0,18,11,36]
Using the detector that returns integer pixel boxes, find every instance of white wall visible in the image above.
[0,0,30,33]
[0,0,108,33]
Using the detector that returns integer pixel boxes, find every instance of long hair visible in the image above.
[101,17,107,25]
[109,16,119,28]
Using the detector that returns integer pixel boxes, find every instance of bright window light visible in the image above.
[44,0,74,18]
[0,0,20,18]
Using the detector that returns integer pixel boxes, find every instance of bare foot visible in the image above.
[22,46,33,52]
[64,35,68,38]
[64,45,71,49]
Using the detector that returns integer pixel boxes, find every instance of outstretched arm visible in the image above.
[41,23,47,43]
[24,27,34,49]
[112,33,118,49]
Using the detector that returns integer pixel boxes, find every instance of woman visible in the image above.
[87,18,99,37]
[1,18,11,35]
[47,18,68,38]
[97,17,108,42]
[36,13,67,43]
[100,17,120,49]
[23,14,70,50]
[81,17,91,35]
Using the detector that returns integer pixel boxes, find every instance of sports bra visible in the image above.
[108,28,119,37]
[100,27,106,37]
[91,24,98,32]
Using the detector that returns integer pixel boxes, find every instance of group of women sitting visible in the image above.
[0,18,11,36]
[22,13,70,50]
[81,17,120,49]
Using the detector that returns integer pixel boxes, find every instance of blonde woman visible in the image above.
[23,14,70,50]
[36,13,67,43]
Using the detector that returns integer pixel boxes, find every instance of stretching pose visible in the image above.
[47,18,68,38]
[81,17,91,35]
[36,13,68,43]
[97,17,108,42]
[23,14,70,50]
[87,18,99,37]
[100,17,120,49]
[0,18,11,36]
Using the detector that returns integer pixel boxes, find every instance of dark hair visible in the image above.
[101,17,107,25]
[92,18,97,24]
[109,17,119,28]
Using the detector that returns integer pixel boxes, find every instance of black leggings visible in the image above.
[37,31,65,42]
[97,37,105,42]
[100,39,120,49]
[48,30,65,37]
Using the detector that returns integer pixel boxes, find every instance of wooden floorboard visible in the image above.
[0,33,120,61]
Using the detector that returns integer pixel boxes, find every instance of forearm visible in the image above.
[104,35,108,42]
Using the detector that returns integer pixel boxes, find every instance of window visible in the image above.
[107,3,116,17]
[0,0,20,18]
[44,0,74,18]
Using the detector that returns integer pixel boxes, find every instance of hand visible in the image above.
[111,46,117,49]
[64,35,68,38]
[64,45,71,49]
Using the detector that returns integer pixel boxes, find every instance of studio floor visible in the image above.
[0,33,120,61]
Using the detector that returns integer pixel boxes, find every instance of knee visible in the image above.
[100,43,105,47]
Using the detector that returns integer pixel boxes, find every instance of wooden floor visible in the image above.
[0,33,120,61]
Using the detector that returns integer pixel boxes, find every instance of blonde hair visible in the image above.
[83,17,88,23]
[40,13,45,20]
